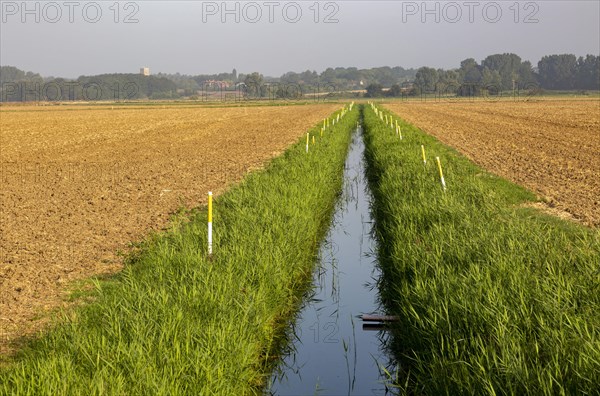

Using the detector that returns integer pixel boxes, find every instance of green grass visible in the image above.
[0,105,359,395]
[362,104,600,395]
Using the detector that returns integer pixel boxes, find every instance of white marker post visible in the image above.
[208,192,213,255]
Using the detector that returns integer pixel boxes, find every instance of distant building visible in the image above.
[140,67,150,76]
[203,80,231,89]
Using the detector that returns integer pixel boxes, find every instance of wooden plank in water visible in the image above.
[361,314,399,322]
[362,323,385,331]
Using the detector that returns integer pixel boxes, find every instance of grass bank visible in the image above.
[0,105,358,395]
[363,103,600,394]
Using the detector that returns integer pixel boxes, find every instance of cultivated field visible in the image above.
[0,103,338,355]
[384,99,600,226]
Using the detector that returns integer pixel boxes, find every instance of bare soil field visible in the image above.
[0,103,338,355]
[384,99,600,226]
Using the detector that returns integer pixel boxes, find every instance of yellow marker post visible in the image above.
[320,127,323,137]
[208,192,213,255]
[306,132,309,153]
[436,157,447,191]
[421,145,427,165]
[312,135,315,145]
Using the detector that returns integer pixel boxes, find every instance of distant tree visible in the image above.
[482,53,522,90]
[232,68,237,82]
[414,67,438,93]
[576,55,600,90]
[299,70,318,85]
[280,71,300,84]
[518,61,537,88]
[481,67,502,94]
[244,72,265,97]
[0,66,22,83]
[320,68,336,83]
[459,58,482,83]
[387,84,402,97]
[457,58,483,96]
[538,54,578,90]
[437,69,460,94]
[365,83,384,97]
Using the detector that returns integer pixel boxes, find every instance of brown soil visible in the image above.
[384,99,600,226]
[0,103,338,355]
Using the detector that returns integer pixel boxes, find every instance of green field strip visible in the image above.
[363,103,600,395]
[0,105,359,395]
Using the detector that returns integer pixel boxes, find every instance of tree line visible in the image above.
[1,52,598,102]
[0,69,178,102]
[367,53,599,98]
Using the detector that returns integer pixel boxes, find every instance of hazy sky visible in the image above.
[1,1,599,77]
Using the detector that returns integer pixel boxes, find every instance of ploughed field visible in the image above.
[384,99,600,226]
[0,103,338,355]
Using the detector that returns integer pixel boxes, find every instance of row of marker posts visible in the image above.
[306,102,354,154]
[208,102,355,256]
[369,102,447,192]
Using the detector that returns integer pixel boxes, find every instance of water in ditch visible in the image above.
[267,122,396,395]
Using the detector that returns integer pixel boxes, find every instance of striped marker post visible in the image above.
[436,157,447,191]
[208,192,213,255]
[421,145,427,165]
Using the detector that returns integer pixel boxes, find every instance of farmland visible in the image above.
[0,103,339,356]
[1,99,599,394]
[383,99,600,226]
[364,103,599,394]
